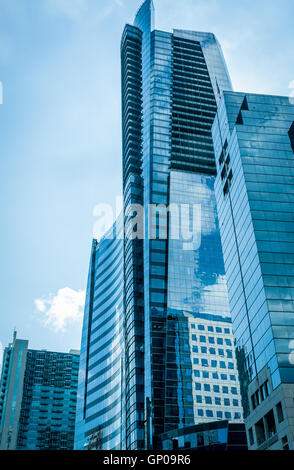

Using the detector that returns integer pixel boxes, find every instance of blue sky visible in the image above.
[0,0,293,360]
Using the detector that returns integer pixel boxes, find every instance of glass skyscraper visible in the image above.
[212,91,294,450]
[74,217,125,450]
[122,0,243,450]
[0,334,79,450]
[76,0,244,451]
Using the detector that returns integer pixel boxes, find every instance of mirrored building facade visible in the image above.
[74,218,125,450]
[212,91,294,449]
[121,0,243,450]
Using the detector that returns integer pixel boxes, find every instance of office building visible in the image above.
[76,0,245,451]
[121,0,243,450]
[74,217,125,450]
[212,91,294,449]
[0,333,79,450]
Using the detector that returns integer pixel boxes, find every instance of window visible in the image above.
[204,384,210,392]
[192,334,197,341]
[231,387,238,395]
[264,381,270,397]
[205,397,212,405]
[276,402,284,424]
[248,428,254,446]
[217,411,223,419]
[211,360,217,368]
[198,325,205,331]
[198,409,204,417]
[213,385,220,393]
[222,386,229,394]
[288,121,294,152]
[219,152,224,166]
[215,397,221,405]
[195,383,201,391]
[282,436,289,450]
[200,336,206,343]
[233,399,239,407]
[208,337,215,344]
[201,347,207,354]
[251,391,259,410]
[206,410,213,418]
[264,409,276,439]
[224,398,230,407]
[196,396,202,403]
[193,358,199,365]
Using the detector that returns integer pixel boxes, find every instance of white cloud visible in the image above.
[35,287,85,332]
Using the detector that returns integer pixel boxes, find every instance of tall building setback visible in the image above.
[75,0,245,451]
[212,91,294,450]
[0,335,79,450]
[121,0,243,450]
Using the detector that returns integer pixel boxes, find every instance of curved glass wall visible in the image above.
[74,217,125,450]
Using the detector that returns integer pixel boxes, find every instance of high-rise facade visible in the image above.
[76,0,245,452]
[74,218,125,450]
[0,334,79,450]
[121,0,243,450]
[0,335,28,449]
[212,91,294,450]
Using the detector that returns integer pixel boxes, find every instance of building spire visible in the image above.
[134,0,155,32]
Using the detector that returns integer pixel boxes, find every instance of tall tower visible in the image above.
[74,218,125,450]
[212,91,294,450]
[0,334,79,450]
[121,0,243,450]
[0,335,28,450]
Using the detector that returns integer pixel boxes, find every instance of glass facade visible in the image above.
[166,171,243,426]
[0,336,79,450]
[17,349,79,450]
[212,91,294,449]
[120,0,243,450]
[161,420,247,450]
[74,217,125,450]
